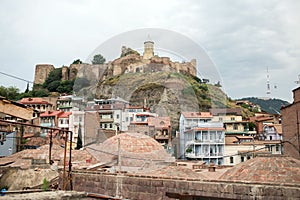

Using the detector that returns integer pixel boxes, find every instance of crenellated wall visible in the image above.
[34,44,197,86]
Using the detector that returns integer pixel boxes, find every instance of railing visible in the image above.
[99,118,114,122]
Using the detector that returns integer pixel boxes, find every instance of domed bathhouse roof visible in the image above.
[86,132,175,171]
[220,154,300,185]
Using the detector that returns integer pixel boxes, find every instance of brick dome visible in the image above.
[86,132,174,168]
[220,155,300,184]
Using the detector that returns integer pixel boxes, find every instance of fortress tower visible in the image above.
[143,39,154,60]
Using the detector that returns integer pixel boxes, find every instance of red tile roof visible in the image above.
[58,112,72,118]
[220,155,300,185]
[19,97,52,105]
[182,112,212,119]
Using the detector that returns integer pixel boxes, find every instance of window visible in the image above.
[276,145,280,152]
[230,157,234,164]
[219,117,223,122]
[231,117,235,121]
[241,156,245,162]
[104,124,107,128]
[79,117,82,122]
[247,156,251,160]
[110,124,113,128]
[116,114,119,119]
[130,117,133,121]
[126,117,128,122]
[269,136,272,140]
[202,131,208,141]
[233,124,238,130]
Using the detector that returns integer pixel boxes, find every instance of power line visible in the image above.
[0,71,33,84]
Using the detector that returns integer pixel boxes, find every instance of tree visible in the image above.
[0,86,20,100]
[75,124,83,150]
[43,68,62,88]
[72,59,82,64]
[91,54,106,64]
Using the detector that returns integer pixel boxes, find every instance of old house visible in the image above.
[19,97,53,118]
[224,135,282,166]
[184,125,225,165]
[179,112,218,159]
[210,108,254,136]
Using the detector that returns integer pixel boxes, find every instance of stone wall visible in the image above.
[34,64,55,85]
[34,55,197,87]
[67,170,300,200]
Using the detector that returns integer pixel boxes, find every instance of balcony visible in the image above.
[100,118,114,123]
[154,135,169,140]
[40,122,54,127]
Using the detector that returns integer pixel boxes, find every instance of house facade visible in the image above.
[224,135,282,166]
[39,110,63,136]
[179,112,215,159]
[19,97,53,118]
[184,125,225,165]
[211,108,254,136]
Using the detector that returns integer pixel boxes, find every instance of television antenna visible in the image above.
[266,67,271,97]
[295,74,300,85]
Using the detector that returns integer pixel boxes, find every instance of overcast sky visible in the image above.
[0,0,299,102]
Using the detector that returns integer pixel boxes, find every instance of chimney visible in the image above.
[208,162,216,172]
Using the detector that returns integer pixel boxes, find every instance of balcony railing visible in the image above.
[100,118,114,122]
[154,135,169,140]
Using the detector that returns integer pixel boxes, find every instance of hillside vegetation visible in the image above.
[95,71,231,129]
[238,97,290,114]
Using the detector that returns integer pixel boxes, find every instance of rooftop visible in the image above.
[182,112,212,119]
[220,155,300,185]
[19,97,52,105]
[148,117,171,128]
[40,110,64,117]
[86,132,175,168]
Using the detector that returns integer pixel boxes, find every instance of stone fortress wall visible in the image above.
[33,40,197,85]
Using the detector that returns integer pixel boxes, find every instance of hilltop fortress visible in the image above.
[34,40,197,85]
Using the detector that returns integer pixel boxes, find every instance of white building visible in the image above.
[262,123,282,141]
[179,112,225,164]
[223,135,282,166]
[184,124,225,165]
[69,108,85,146]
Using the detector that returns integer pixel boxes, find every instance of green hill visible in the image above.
[238,97,290,114]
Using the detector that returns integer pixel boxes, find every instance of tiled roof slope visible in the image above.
[19,97,51,105]
[182,112,212,118]
[220,155,300,184]
[86,132,174,167]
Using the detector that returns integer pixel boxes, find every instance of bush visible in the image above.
[42,178,49,191]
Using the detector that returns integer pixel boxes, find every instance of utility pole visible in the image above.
[118,138,121,172]
[49,130,53,164]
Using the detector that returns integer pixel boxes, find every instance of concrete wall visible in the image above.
[67,170,300,200]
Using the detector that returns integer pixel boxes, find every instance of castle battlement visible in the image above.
[33,41,197,86]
